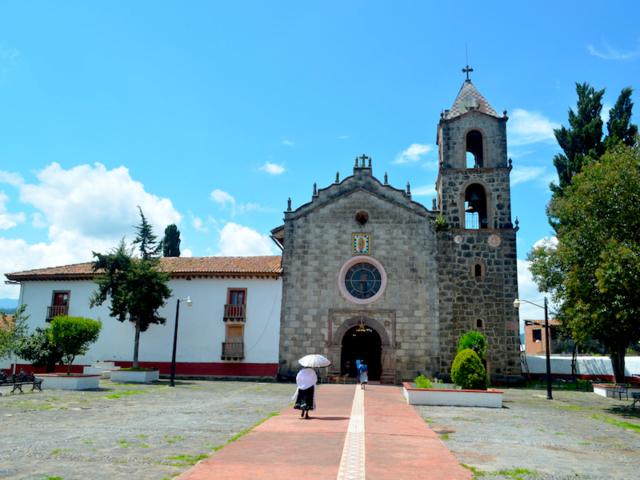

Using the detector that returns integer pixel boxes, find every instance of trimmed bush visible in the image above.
[451,348,489,390]
[414,375,433,389]
[457,331,487,360]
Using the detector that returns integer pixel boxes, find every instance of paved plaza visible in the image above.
[0,379,639,479]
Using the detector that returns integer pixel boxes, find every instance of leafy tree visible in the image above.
[451,349,488,390]
[549,83,637,230]
[16,326,65,373]
[548,141,640,383]
[457,331,487,360]
[162,224,181,257]
[50,316,102,374]
[91,210,172,368]
[0,305,29,363]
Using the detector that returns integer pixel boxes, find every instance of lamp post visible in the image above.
[514,297,552,400]
[170,296,192,387]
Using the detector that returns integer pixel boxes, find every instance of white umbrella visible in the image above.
[298,354,331,368]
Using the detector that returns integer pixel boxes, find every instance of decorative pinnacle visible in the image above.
[515,217,519,227]
[313,183,317,196]
[432,198,437,210]
[368,156,372,168]
[335,172,340,183]
[287,198,291,211]
[359,154,368,167]
[384,172,388,185]
[355,157,358,167]
[406,182,411,195]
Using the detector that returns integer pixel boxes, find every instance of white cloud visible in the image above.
[282,140,294,146]
[0,191,26,230]
[31,212,47,229]
[192,216,207,232]
[517,258,549,323]
[508,109,559,146]
[338,135,349,139]
[393,144,433,164]
[0,170,24,187]
[533,236,558,249]
[510,166,545,186]
[216,222,276,256]
[209,189,271,217]
[210,189,236,207]
[259,162,286,175]
[0,163,182,298]
[412,185,436,197]
[182,249,193,257]
[0,46,19,64]
[588,39,640,60]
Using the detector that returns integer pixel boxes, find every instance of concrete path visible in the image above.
[178,384,472,480]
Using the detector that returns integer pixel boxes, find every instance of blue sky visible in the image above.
[0,2,638,322]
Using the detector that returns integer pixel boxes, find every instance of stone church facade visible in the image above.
[276,79,521,383]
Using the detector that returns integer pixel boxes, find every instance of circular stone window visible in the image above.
[338,256,388,305]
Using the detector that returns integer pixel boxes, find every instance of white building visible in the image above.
[5,256,282,378]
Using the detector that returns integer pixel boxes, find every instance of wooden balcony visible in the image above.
[221,342,244,360]
[46,305,69,321]
[223,304,246,321]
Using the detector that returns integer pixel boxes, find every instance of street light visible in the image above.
[514,297,552,400]
[170,296,192,387]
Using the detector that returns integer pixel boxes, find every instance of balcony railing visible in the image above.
[223,304,246,321]
[221,342,244,360]
[46,305,69,321]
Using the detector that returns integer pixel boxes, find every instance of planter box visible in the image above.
[403,382,503,408]
[35,374,100,391]
[110,369,159,383]
[593,384,640,399]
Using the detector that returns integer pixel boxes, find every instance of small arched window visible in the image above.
[474,264,482,277]
[476,319,484,329]
[466,130,484,168]
[465,184,488,230]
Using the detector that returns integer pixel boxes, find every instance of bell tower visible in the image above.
[436,75,513,230]
[435,71,521,379]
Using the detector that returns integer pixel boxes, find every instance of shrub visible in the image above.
[451,348,489,390]
[50,316,102,374]
[16,326,65,373]
[458,331,487,360]
[414,375,433,389]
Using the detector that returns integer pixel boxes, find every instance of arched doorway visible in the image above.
[340,325,382,380]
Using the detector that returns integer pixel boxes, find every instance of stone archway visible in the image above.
[328,316,396,383]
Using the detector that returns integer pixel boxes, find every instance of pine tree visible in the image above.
[133,207,162,261]
[162,224,181,257]
[604,87,638,151]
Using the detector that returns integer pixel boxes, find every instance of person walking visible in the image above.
[358,360,368,390]
[356,359,361,382]
[292,367,317,419]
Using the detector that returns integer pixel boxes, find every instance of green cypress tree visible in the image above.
[604,87,638,150]
[162,224,181,257]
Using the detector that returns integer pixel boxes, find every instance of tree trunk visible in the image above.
[133,317,141,369]
[571,343,578,376]
[610,346,626,383]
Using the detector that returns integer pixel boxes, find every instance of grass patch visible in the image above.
[105,389,148,400]
[554,432,566,435]
[438,434,450,440]
[452,417,478,422]
[461,463,485,476]
[590,414,640,432]
[134,434,147,438]
[494,468,537,478]
[162,454,208,466]
[556,405,582,410]
[213,412,280,452]
[51,449,72,455]
[424,419,435,423]
[578,442,591,445]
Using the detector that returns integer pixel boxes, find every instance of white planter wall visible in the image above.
[35,374,100,390]
[403,383,503,408]
[524,355,640,377]
[110,369,160,383]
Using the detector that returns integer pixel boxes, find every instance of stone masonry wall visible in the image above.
[279,171,441,382]
[437,230,521,377]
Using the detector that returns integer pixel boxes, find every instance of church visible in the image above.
[5,78,521,383]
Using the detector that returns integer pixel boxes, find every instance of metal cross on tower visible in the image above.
[359,154,369,166]
[463,65,473,81]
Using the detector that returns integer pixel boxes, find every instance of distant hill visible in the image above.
[0,298,18,314]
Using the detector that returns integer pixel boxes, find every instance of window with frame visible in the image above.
[532,329,542,342]
[222,324,245,360]
[224,289,246,321]
[47,291,70,321]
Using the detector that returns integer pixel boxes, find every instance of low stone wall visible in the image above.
[403,382,503,408]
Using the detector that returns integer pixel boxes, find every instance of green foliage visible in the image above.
[50,316,102,374]
[549,83,637,230]
[0,305,29,361]
[91,209,172,368]
[433,214,448,232]
[414,375,433,389]
[162,224,181,257]
[16,326,65,372]
[457,331,487,360]
[547,141,640,382]
[451,348,488,390]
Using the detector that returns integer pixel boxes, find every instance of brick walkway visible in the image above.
[177,384,472,480]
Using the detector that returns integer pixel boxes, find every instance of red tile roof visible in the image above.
[0,314,13,332]
[5,256,282,281]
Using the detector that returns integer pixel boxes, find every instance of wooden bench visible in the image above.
[0,370,43,395]
[613,383,629,401]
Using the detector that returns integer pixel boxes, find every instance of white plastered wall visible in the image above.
[16,276,282,366]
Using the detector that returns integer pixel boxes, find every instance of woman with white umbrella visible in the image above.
[292,354,330,419]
